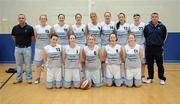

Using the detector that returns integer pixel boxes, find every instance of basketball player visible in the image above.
[62,34,82,88]
[43,34,63,89]
[34,14,51,84]
[129,14,146,83]
[103,33,124,87]
[115,12,130,46]
[86,12,101,46]
[82,35,103,87]
[123,33,144,87]
[51,14,70,46]
[71,13,87,47]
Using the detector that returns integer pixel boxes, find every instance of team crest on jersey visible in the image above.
[134,49,138,53]
[56,48,60,51]
[45,30,49,33]
[124,27,128,30]
[98,26,101,30]
[116,49,118,53]
[94,51,97,55]
[139,27,144,31]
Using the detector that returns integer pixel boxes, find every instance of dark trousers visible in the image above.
[145,46,166,81]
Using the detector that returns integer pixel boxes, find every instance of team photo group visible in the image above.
[11,11,167,89]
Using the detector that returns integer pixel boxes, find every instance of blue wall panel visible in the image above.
[0,33,180,63]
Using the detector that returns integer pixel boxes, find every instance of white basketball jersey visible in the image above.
[84,45,100,70]
[64,45,81,69]
[72,24,86,45]
[53,23,69,45]
[101,21,115,45]
[124,44,141,69]
[87,22,101,45]
[130,22,145,45]
[34,24,51,49]
[105,44,122,65]
[116,23,130,45]
[44,44,62,68]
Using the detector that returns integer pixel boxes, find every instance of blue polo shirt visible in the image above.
[11,23,34,47]
[144,21,167,46]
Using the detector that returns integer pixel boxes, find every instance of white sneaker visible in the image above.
[146,79,153,84]
[142,77,147,83]
[160,80,165,85]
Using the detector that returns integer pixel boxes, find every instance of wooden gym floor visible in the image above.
[0,64,180,104]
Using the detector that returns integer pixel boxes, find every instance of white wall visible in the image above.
[0,0,179,33]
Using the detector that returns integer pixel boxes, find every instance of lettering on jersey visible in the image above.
[94,51,97,55]
[64,28,68,32]
[139,27,144,31]
[110,26,114,29]
[124,27,128,30]
[45,29,49,33]
[134,49,138,53]
[56,48,60,51]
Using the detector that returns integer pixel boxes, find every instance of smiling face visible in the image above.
[104,12,111,23]
[109,34,117,45]
[39,15,47,25]
[58,14,65,24]
[87,35,95,47]
[133,15,140,24]
[69,34,76,45]
[128,34,136,44]
[118,13,125,24]
[90,13,97,23]
[50,35,58,46]
[75,14,82,24]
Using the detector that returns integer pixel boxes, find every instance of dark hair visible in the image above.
[133,13,140,17]
[151,12,159,16]
[58,14,65,19]
[75,13,82,18]
[50,33,58,39]
[116,12,126,29]
[18,14,26,19]
[108,33,118,42]
[128,32,136,41]
[68,34,76,40]
[104,12,111,17]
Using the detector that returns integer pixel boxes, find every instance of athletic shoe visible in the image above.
[141,77,147,83]
[34,78,40,84]
[27,80,32,84]
[146,79,153,84]
[160,80,165,85]
[13,80,23,84]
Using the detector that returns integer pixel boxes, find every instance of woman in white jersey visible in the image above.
[129,14,146,83]
[71,13,86,47]
[62,34,82,88]
[86,12,101,46]
[122,33,144,87]
[115,12,130,46]
[82,35,103,88]
[34,14,51,84]
[103,33,124,87]
[51,14,70,46]
[43,34,63,89]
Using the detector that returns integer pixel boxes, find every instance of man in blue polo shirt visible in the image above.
[144,12,167,85]
[11,14,35,84]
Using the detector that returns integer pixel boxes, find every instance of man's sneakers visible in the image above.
[34,78,40,84]
[27,80,32,84]
[146,79,153,84]
[13,80,23,84]
[141,76,147,83]
[160,80,165,85]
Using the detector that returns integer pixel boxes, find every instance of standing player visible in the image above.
[62,34,82,88]
[129,14,146,83]
[43,34,63,89]
[51,14,70,46]
[103,33,123,87]
[71,13,86,47]
[82,35,103,88]
[86,12,101,46]
[123,33,144,87]
[115,12,130,46]
[34,14,51,84]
